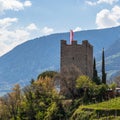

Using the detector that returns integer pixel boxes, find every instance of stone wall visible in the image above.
[60,40,93,78]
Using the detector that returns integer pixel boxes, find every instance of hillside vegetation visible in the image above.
[0,69,120,120]
[71,97,120,120]
[82,97,120,110]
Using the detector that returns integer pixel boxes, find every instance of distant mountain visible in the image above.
[0,26,120,95]
[97,39,120,80]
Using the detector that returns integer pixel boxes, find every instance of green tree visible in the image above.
[76,76,94,89]
[20,76,60,120]
[102,48,107,84]
[97,84,108,101]
[76,76,108,103]
[109,83,117,91]
[37,71,57,79]
[93,57,101,85]
[76,75,96,103]
[22,85,36,120]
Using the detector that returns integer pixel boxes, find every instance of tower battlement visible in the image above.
[61,40,93,78]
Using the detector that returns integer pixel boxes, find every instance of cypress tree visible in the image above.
[102,48,106,84]
[93,57,101,85]
[93,57,98,78]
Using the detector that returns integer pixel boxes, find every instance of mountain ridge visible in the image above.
[0,26,120,95]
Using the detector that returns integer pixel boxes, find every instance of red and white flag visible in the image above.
[70,30,74,44]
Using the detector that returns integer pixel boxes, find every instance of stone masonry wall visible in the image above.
[60,40,93,78]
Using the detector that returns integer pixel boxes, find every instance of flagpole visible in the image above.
[70,30,74,44]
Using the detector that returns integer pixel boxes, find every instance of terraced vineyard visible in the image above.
[71,97,120,120]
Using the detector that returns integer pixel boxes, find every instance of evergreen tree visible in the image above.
[93,57,101,85]
[102,48,106,84]
[93,57,98,78]
[37,71,57,79]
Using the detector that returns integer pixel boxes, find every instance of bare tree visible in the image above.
[113,75,120,87]
[55,65,82,99]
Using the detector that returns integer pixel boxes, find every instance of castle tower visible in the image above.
[61,40,93,78]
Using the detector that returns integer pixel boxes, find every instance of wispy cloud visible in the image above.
[86,1,97,6]
[96,5,120,28]
[24,1,32,7]
[86,0,118,6]
[0,17,38,56]
[41,27,54,35]
[26,23,38,31]
[73,27,82,32]
[0,17,55,56]
[0,0,32,13]
[0,17,18,29]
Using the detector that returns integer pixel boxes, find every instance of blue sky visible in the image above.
[0,0,120,56]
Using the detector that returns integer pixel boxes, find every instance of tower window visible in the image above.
[72,57,74,60]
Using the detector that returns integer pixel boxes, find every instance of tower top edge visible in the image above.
[61,40,93,47]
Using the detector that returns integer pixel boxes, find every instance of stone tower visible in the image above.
[60,40,93,78]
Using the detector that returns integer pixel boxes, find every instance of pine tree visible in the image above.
[93,57,101,85]
[102,48,106,84]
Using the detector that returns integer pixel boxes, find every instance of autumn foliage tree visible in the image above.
[18,75,64,120]
[0,84,21,120]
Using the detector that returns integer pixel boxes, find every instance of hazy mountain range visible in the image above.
[0,26,120,95]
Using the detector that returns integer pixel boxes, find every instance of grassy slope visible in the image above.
[71,97,120,120]
[81,97,120,110]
